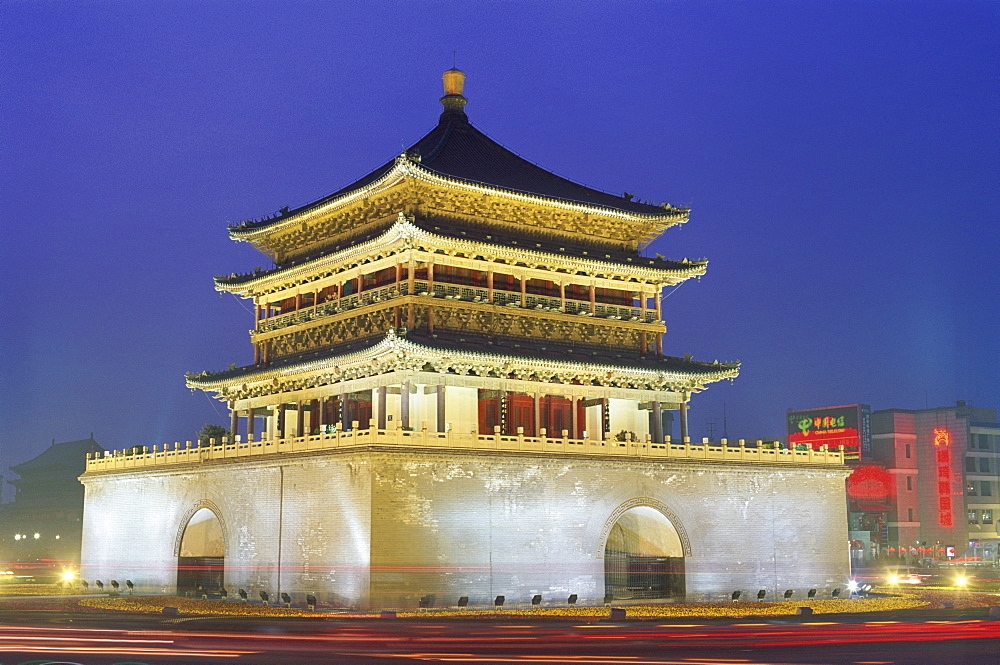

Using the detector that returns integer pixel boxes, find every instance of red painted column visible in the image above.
[533,393,541,437]
[247,407,255,441]
[571,396,579,439]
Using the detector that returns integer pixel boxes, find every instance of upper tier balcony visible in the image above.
[255,281,660,334]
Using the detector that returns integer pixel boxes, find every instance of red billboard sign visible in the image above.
[786,404,871,461]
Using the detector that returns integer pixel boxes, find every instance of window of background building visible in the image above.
[905,444,911,459]
[968,509,978,524]
[980,457,991,473]
[983,509,994,524]
[966,457,978,472]
[906,476,913,490]
[982,481,992,497]
[907,507,914,522]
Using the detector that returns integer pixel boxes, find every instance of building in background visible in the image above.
[0,436,104,572]
[872,401,1000,565]
[796,401,1000,567]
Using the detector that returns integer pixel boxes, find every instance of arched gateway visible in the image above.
[604,505,685,600]
[176,507,225,595]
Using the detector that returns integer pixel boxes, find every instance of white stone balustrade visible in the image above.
[85,427,844,473]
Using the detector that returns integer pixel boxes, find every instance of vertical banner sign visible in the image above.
[933,428,953,528]
[787,404,871,461]
[859,404,872,459]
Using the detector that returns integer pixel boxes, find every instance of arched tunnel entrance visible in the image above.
[177,507,224,595]
[604,505,684,600]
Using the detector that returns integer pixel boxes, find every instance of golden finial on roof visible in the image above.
[440,68,468,117]
[443,68,465,96]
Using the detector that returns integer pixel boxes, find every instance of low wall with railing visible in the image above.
[85,426,844,473]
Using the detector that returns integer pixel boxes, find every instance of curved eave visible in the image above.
[227,157,689,244]
[216,216,706,296]
[186,332,740,392]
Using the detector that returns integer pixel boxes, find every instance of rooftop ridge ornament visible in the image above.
[440,67,468,119]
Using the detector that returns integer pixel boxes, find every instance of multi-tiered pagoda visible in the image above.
[188,69,738,442]
[82,72,850,609]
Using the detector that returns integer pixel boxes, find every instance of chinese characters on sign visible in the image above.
[786,404,871,461]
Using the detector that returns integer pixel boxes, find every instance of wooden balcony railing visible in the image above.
[255,282,658,334]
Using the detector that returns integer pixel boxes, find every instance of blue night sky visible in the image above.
[2,1,998,478]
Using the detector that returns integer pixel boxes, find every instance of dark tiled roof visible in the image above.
[188,335,388,382]
[408,331,738,375]
[192,331,737,383]
[418,220,700,270]
[237,109,677,232]
[10,437,105,474]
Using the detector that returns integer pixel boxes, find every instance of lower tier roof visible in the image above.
[186,330,739,396]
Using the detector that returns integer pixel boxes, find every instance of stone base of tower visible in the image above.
[81,448,850,609]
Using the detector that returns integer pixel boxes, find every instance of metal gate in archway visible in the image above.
[604,505,684,600]
[177,507,224,595]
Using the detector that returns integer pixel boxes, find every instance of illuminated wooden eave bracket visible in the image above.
[226,155,689,247]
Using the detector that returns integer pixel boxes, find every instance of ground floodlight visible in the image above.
[807,588,817,599]
[259,590,269,603]
[567,594,578,605]
[80,580,89,591]
[95,580,104,591]
[731,590,741,602]
[756,589,766,601]
[494,595,505,608]
[847,580,859,592]
[306,594,317,610]
[783,589,793,600]
[832,587,841,598]
[457,596,469,608]
[219,587,227,599]
[955,575,967,587]
[531,594,541,606]
[238,588,248,602]
[281,592,291,606]
[110,580,119,591]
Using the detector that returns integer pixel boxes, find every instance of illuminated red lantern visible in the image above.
[888,547,896,553]
[937,547,945,554]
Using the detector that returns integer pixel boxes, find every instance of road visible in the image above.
[0,612,995,665]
